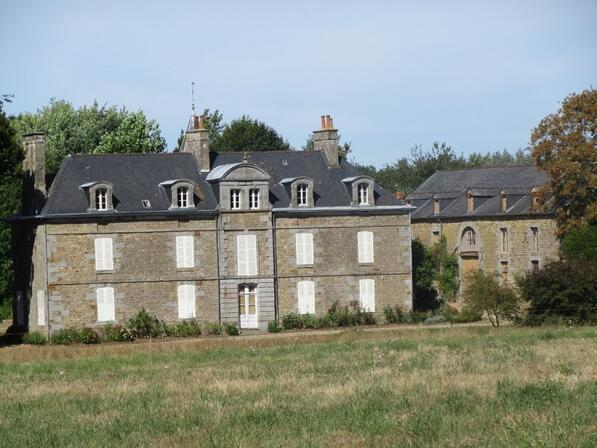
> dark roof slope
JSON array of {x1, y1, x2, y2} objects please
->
[
  {"x1": 407, "y1": 165, "x2": 552, "y2": 220},
  {"x1": 40, "y1": 150, "x2": 403, "y2": 217}
]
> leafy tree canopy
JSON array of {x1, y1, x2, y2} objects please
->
[
  {"x1": 10, "y1": 98, "x2": 166, "y2": 174},
  {"x1": 531, "y1": 88, "x2": 597, "y2": 235},
  {"x1": 211, "y1": 115, "x2": 291, "y2": 152},
  {"x1": 559, "y1": 224, "x2": 597, "y2": 262}
]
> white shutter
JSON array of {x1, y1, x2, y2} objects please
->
[
  {"x1": 178, "y1": 284, "x2": 196, "y2": 319},
  {"x1": 358, "y1": 231, "x2": 374, "y2": 263},
  {"x1": 95, "y1": 238, "x2": 113, "y2": 271},
  {"x1": 176, "y1": 236, "x2": 194, "y2": 268},
  {"x1": 237, "y1": 235, "x2": 248, "y2": 275},
  {"x1": 176, "y1": 236, "x2": 184, "y2": 268},
  {"x1": 359, "y1": 279, "x2": 375, "y2": 312},
  {"x1": 97, "y1": 287, "x2": 115, "y2": 322},
  {"x1": 296, "y1": 233, "x2": 313, "y2": 265},
  {"x1": 247, "y1": 235, "x2": 257, "y2": 276},
  {"x1": 298, "y1": 280, "x2": 315, "y2": 314},
  {"x1": 37, "y1": 290, "x2": 45, "y2": 326},
  {"x1": 104, "y1": 238, "x2": 113, "y2": 270}
]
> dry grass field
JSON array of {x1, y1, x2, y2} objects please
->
[{"x1": 0, "y1": 325, "x2": 595, "y2": 447}]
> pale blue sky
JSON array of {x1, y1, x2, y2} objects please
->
[{"x1": 1, "y1": 0, "x2": 595, "y2": 167}]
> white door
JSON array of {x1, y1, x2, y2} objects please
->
[{"x1": 239, "y1": 284, "x2": 258, "y2": 329}]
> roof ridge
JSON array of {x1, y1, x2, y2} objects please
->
[
  {"x1": 70, "y1": 152, "x2": 191, "y2": 157},
  {"x1": 434, "y1": 164, "x2": 537, "y2": 173}
]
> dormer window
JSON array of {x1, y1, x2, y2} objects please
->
[
  {"x1": 96, "y1": 188, "x2": 108, "y2": 211},
  {"x1": 249, "y1": 189, "x2": 260, "y2": 209},
  {"x1": 358, "y1": 183, "x2": 369, "y2": 205},
  {"x1": 231, "y1": 189, "x2": 242, "y2": 209},
  {"x1": 500, "y1": 191, "x2": 508, "y2": 212},
  {"x1": 297, "y1": 184, "x2": 309, "y2": 207},
  {"x1": 433, "y1": 195, "x2": 440, "y2": 215},
  {"x1": 467, "y1": 192, "x2": 474, "y2": 213},
  {"x1": 177, "y1": 186, "x2": 190, "y2": 208}
]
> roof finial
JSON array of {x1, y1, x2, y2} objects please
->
[
  {"x1": 191, "y1": 81, "x2": 196, "y2": 114},
  {"x1": 243, "y1": 151, "x2": 250, "y2": 162}
]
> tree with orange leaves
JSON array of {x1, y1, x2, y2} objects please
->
[{"x1": 530, "y1": 88, "x2": 597, "y2": 236}]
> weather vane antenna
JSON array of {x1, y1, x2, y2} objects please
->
[{"x1": 191, "y1": 81, "x2": 196, "y2": 114}]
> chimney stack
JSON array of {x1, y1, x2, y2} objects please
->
[
  {"x1": 22, "y1": 133, "x2": 47, "y2": 214},
  {"x1": 311, "y1": 114, "x2": 339, "y2": 168},
  {"x1": 181, "y1": 113, "x2": 210, "y2": 172}
]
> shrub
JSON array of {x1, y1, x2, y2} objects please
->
[
  {"x1": 128, "y1": 308, "x2": 162, "y2": 338},
  {"x1": 78, "y1": 327, "x2": 100, "y2": 344},
  {"x1": 517, "y1": 259, "x2": 597, "y2": 325},
  {"x1": 23, "y1": 331, "x2": 46, "y2": 345},
  {"x1": 424, "y1": 315, "x2": 445, "y2": 325},
  {"x1": 463, "y1": 270, "x2": 522, "y2": 327},
  {"x1": 103, "y1": 324, "x2": 135, "y2": 342},
  {"x1": 383, "y1": 304, "x2": 405, "y2": 324},
  {"x1": 166, "y1": 319, "x2": 201, "y2": 337},
  {"x1": 441, "y1": 306, "x2": 482, "y2": 324},
  {"x1": 267, "y1": 321, "x2": 281, "y2": 333},
  {"x1": 49, "y1": 328, "x2": 83, "y2": 345},
  {"x1": 204, "y1": 321, "x2": 223, "y2": 335},
  {"x1": 224, "y1": 323, "x2": 240, "y2": 336},
  {"x1": 281, "y1": 313, "x2": 303, "y2": 330},
  {"x1": 403, "y1": 311, "x2": 428, "y2": 324}
]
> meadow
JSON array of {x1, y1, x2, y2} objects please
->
[{"x1": 0, "y1": 325, "x2": 595, "y2": 447}]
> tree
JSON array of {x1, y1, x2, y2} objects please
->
[
  {"x1": 530, "y1": 88, "x2": 597, "y2": 236},
  {"x1": 463, "y1": 270, "x2": 521, "y2": 327},
  {"x1": 10, "y1": 99, "x2": 166, "y2": 174},
  {"x1": 173, "y1": 108, "x2": 224, "y2": 152},
  {"x1": 411, "y1": 239, "x2": 439, "y2": 311},
  {"x1": 0, "y1": 104, "x2": 23, "y2": 309},
  {"x1": 303, "y1": 135, "x2": 352, "y2": 160},
  {"x1": 211, "y1": 115, "x2": 291, "y2": 152},
  {"x1": 431, "y1": 237, "x2": 460, "y2": 303},
  {"x1": 559, "y1": 224, "x2": 597, "y2": 262}
]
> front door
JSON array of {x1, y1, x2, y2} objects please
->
[{"x1": 239, "y1": 284, "x2": 258, "y2": 329}]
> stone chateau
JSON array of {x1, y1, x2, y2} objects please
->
[
  {"x1": 12, "y1": 115, "x2": 413, "y2": 334},
  {"x1": 407, "y1": 165, "x2": 559, "y2": 295}
]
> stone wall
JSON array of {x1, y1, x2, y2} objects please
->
[{"x1": 275, "y1": 213, "x2": 413, "y2": 318}]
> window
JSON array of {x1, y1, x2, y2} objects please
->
[
  {"x1": 239, "y1": 284, "x2": 258, "y2": 328},
  {"x1": 94, "y1": 238, "x2": 113, "y2": 271},
  {"x1": 237, "y1": 234, "x2": 257, "y2": 276},
  {"x1": 177, "y1": 284, "x2": 196, "y2": 319},
  {"x1": 358, "y1": 183, "x2": 369, "y2": 205},
  {"x1": 96, "y1": 188, "x2": 108, "y2": 211},
  {"x1": 432, "y1": 230, "x2": 440, "y2": 244},
  {"x1": 231, "y1": 189, "x2": 241, "y2": 209},
  {"x1": 295, "y1": 233, "x2": 314, "y2": 265},
  {"x1": 433, "y1": 197, "x2": 440, "y2": 215},
  {"x1": 500, "y1": 261, "x2": 509, "y2": 287},
  {"x1": 37, "y1": 290, "x2": 45, "y2": 326},
  {"x1": 177, "y1": 186, "x2": 190, "y2": 208},
  {"x1": 297, "y1": 280, "x2": 315, "y2": 314},
  {"x1": 142, "y1": 199, "x2": 151, "y2": 209},
  {"x1": 500, "y1": 193, "x2": 508, "y2": 212},
  {"x1": 359, "y1": 279, "x2": 375, "y2": 312},
  {"x1": 357, "y1": 231, "x2": 374, "y2": 263},
  {"x1": 176, "y1": 235, "x2": 194, "y2": 268},
  {"x1": 500, "y1": 228, "x2": 508, "y2": 253},
  {"x1": 531, "y1": 227, "x2": 539, "y2": 252},
  {"x1": 531, "y1": 259, "x2": 540, "y2": 272},
  {"x1": 96, "y1": 287, "x2": 115, "y2": 322},
  {"x1": 461, "y1": 228, "x2": 477, "y2": 249},
  {"x1": 297, "y1": 184, "x2": 308, "y2": 207},
  {"x1": 467, "y1": 193, "x2": 474, "y2": 213},
  {"x1": 249, "y1": 189, "x2": 260, "y2": 209}
]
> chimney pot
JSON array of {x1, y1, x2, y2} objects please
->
[
  {"x1": 320, "y1": 115, "x2": 326, "y2": 129},
  {"x1": 325, "y1": 115, "x2": 331, "y2": 129},
  {"x1": 199, "y1": 114, "x2": 205, "y2": 129},
  {"x1": 395, "y1": 191, "x2": 405, "y2": 199}
]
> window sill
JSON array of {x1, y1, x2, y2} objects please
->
[
  {"x1": 296, "y1": 264, "x2": 314, "y2": 268},
  {"x1": 177, "y1": 267, "x2": 196, "y2": 271},
  {"x1": 95, "y1": 320, "x2": 116, "y2": 325},
  {"x1": 358, "y1": 262, "x2": 375, "y2": 266},
  {"x1": 96, "y1": 270, "x2": 115, "y2": 274}
]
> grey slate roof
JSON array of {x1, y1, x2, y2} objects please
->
[
  {"x1": 407, "y1": 165, "x2": 552, "y2": 220},
  {"x1": 39, "y1": 150, "x2": 403, "y2": 218}
]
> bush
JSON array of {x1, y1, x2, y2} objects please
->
[
  {"x1": 224, "y1": 323, "x2": 240, "y2": 336},
  {"x1": 204, "y1": 321, "x2": 223, "y2": 335},
  {"x1": 164, "y1": 319, "x2": 201, "y2": 337},
  {"x1": 128, "y1": 308, "x2": 162, "y2": 338},
  {"x1": 383, "y1": 304, "x2": 405, "y2": 324},
  {"x1": 424, "y1": 315, "x2": 445, "y2": 325},
  {"x1": 441, "y1": 306, "x2": 482, "y2": 324},
  {"x1": 49, "y1": 328, "x2": 99, "y2": 345},
  {"x1": 463, "y1": 270, "x2": 522, "y2": 327},
  {"x1": 0, "y1": 301, "x2": 12, "y2": 321},
  {"x1": 517, "y1": 259, "x2": 597, "y2": 325},
  {"x1": 79, "y1": 327, "x2": 100, "y2": 344},
  {"x1": 23, "y1": 331, "x2": 46, "y2": 345},
  {"x1": 103, "y1": 324, "x2": 136, "y2": 342},
  {"x1": 281, "y1": 313, "x2": 303, "y2": 330},
  {"x1": 267, "y1": 321, "x2": 281, "y2": 333}
]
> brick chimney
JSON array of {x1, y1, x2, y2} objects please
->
[
  {"x1": 22, "y1": 132, "x2": 46, "y2": 214},
  {"x1": 311, "y1": 115, "x2": 339, "y2": 168},
  {"x1": 394, "y1": 192, "x2": 406, "y2": 200},
  {"x1": 181, "y1": 113, "x2": 210, "y2": 172}
]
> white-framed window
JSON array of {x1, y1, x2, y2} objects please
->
[
  {"x1": 297, "y1": 183, "x2": 308, "y2": 207},
  {"x1": 177, "y1": 186, "x2": 190, "y2": 208},
  {"x1": 358, "y1": 183, "x2": 369, "y2": 205},
  {"x1": 37, "y1": 290, "x2": 45, "y2": 326},
  {"x1": 359, "y1": 279, "x2": 375, "y2": 312},
  {"x1": 249, "y1": 189, "x2": 260, "y2": 209},
  {"x1": 357, "y1": 231, "x2": 374, "y2": 263},
  {"x1": 500, "y1": 228, "x2": 508, "y2": 253},
  {"x1": 96, "y1": 287, "x2": 115, "y2": 322},
  {"x1": 297, "y1": 280, "x2": 315, "y2": 314},
  {"x1": 177, "y1": 284, "x2": 196, "y2": 319},
  {"x1": 295, "y1": 233, "x2": 314, "y2": 265},
  {"x1": 237, "y1": 234, "x2": 257, "y2": 276},
  {"x1": 94, "y1": 237, "x2": 114, "y2": 271},
  {"x1": 531, "y1": 227, "x2": 539, "y2": 252},
  {"x1": 176, "y1": 235, "x2": 195, "y2": 268},
  {"x1": 231, "y1": 189, "x2": 242, "y2": 209},
  {"x1": 239, "y1": 284, "x2": 258, "y2": 328},
  {"x1": 96, "y1": 188, "x2": 108, "y2": 211}
]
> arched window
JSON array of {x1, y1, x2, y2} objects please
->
[
  {"x1": 177, "y1": 186, "x2": 190, "y2": 208},
  {"x1": 297, "y1": 183, "x2": 309, "y2": 206},
  {"x1": 358, "y1": 183, "x2": 369, "y2": 205},
  {"x1": 460, "y1": 227, "x2": 478, "y2": 252},
  {"x1": 96, "y1": 188, "x2": 108, "y2": 211}
]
